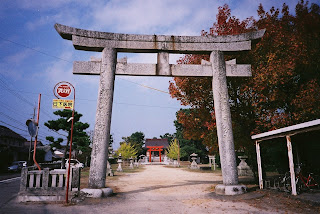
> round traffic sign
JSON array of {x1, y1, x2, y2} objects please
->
[
  {"x1": 56, "y1": 84, "x2": 71, "y2": 98},
  {"x1": 54, "y1": 83, "x2": 72, "y2": 98}
]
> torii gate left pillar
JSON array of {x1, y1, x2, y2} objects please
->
[
  {"x1": 88, "y1": 48, "x2": 116, "y2": 188},
  {"x1": 55, "y1": 23, "x2": 264, "y2": 194}
]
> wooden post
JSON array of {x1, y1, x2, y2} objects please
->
[
  {"x1": 256, "y1": 141, "x2": 263, "y2": 189},
  {"x1": 159, "y1": 149, "x2": 162, "y2": 162},
  {"x1": 286, "y1": 135, "x2": 297, "y2": 195}
]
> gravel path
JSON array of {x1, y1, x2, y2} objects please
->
[
  {"x1": 102, "y1": 165, "x2": 272, "y2": 213},
  {"x1": 2, "y1": 165, "x2": 319, "y2": 214}
]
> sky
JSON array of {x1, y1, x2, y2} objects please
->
[{"x1": 0, "y1": 0, "x2": 318, "y2": 150}]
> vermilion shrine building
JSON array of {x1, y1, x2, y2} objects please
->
[{"x1": 144, "y1": 138, "x2": 169, "y2": 163}]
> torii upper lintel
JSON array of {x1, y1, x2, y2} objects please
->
[{"x1": 54, "y1": 23, "x2": 265, "y2": 53}]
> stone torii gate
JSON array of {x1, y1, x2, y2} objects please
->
[{"x1": 55, "y1": 23, "x2": 265, "y2": 195}]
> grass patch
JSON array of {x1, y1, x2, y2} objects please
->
[
  {"x1": 164, "y1": 162, "x2": 222, "y2": 174},
  {"x1": 182, "y1": 165, "x2": 222, "y2": 174},
  {"x1": 80, "y1": 167, "x2": 90, "y2": 188},
  {"x1": 110, "y1": 164, "x2": 145, "y2": 174},
  {"x1": 183, "y1": 168, "x2": 222, "y2": 174}
]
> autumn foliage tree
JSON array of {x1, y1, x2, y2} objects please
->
[
  {"x1": 167, "y1": 139, "x2": 180, "y2": 160},
  {"x1": 169, "y1": 1, "x2": 320, "y2": 155},
  {"x1": 115, "y1": 143, "x2": 137, "y2": 160}
]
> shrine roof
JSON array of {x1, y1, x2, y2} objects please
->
[{"x1": 145, "y1": 138, "x2": 169, "y2": 149}]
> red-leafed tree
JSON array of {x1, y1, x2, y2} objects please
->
[{"x1": 169, "y1": 1, "x2": 320, "y2": 155}]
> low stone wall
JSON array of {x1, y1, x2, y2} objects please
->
[{"x1": 18, "y1": 167, "x2": 80, "y2": 202}]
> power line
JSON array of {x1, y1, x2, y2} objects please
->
[
  {"x1": 0, "y1": 86, "x2": 179, "y2": 109},
  {"x1": 0, "y1": 119, "x2": 53, "y2": 141},
  {"x1": 0, "y1": 102, "x2": 27, "y2": 119},
  {"x1": 114, "y1": 102, "x2": 179, "y2": 109},
  {"x1": 0, "y1": 112, "x2": 26, "y2": 127},
  {"x1": 0, "y1": 77, "x2": 35, "y2": 108},
  {"x1": 0, "y1": 108, "x2": 67, "y2": 139},
  {"x1": 0, "y1": 100, "x2": 67, "y2": 138},
  {"x1": 0, "y1": 120, "x2": 28, "y2": 134},
  {"x1": 0, "y1": 35, "x2": 71, "y2": 63},
  {"x1": 117, "y1": 77, "x2": 170, "y2": 94},
  {"x1": 44, "y1": 128, "x2": 68, "y2": 137},
  {"x1": 0, "y1": 36, "x2": 172, "y2": 95},
  {"x1": 0, "y1": 75, "x2": 56, "y2": 121}
]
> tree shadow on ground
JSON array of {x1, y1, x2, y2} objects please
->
[{"x1": 114, "y1": 180, "x2": 220, "y2": 195}]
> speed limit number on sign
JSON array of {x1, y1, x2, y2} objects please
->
[{"x1": 54, "y1": 82, "x2": 72, "y2": 98}]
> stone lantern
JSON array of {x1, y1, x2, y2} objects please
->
[
  {"x1": 139, "y1": 154, "x2": 145, "y2": 163},
  {"x1": 117, "y1": 153, "x2": 123, "y2": 172},
  {"x1": 107, "y1": 146, "x2": 114, "y2": 176},
  {"x1": 190, "y1": 153, "x2": 199, "y2": 169},
  {"x1": 129, "y1": 156, "x2": 134, "y2": 169},
  {"x1": 237, "y1": 156, "x2": 253, "y2": 176},
  {"x1": 208, "y1": 155, "x2": 217, "y2": 170},
  {"x1": 134, "y1": 157, "x2": 139, "y2": 168}
]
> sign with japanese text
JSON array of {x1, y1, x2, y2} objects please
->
[{"x1": 52, "y1": 99, "x2": 74, "y2": 110}]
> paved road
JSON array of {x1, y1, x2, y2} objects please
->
[
  {"x1": 0, "y1": 172, "x2": 20, "y2": 181},
  {"x1": 0, "y1": 177, "x2": 20, "y2": 209}
]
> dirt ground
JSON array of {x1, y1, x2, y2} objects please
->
[
  {"x1": 2, "y1": 164, "x2": 320, "y2": 214},
  {"x1": 84, "y1": 164, "x2": 320, "y2": 214}
]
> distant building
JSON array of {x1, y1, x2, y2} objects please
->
[
  {"x1": 24, "y1": 140, "x2": 43, "y2": 148},
  {"x1": 0, "y1": 125, "x2": 27, "y2": 169},
  {"x1": 32, "y1": 145, "x2": 53, "y2": 162},
  {"x1": 0, "y1": 125, "x2": 26, "y2": 148},
  {"x1": 144, "y1": 138, "x2": 169, "y2": 162}
]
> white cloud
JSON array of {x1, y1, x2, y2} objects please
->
[
  {"x1": 0, "y1": 49, "x2": 34, "y2": 80},
  {"x1": 25, "y1": 8, "x2": 84, "y2": 31},
  {"x1": 93, "y1": 0, "x2": 197, "y2": 33},
  {"x1": 5, "y1": 49, "x2": 34, "y2": 65},
  {"x1": 25, "y1": 16, "x2": 51, "y2": 31},
  {"x1": 29, "y1": 50, "x2": 73, "y2": 86}
]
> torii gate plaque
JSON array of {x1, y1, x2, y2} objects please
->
[{"x1": 55, "y1": 23, "x2": 264, "y2": 195}]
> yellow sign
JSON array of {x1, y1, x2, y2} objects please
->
[{"x1": 52, "y1": 99, "x2": 74, "y2": 110}]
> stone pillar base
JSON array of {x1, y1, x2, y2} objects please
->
[
  {"x1": 81, "y1": 187, "x2": 113, "y2": 198},
  {"x1": 215, "y1": 184, "x2": 247, "y2": 195}
]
